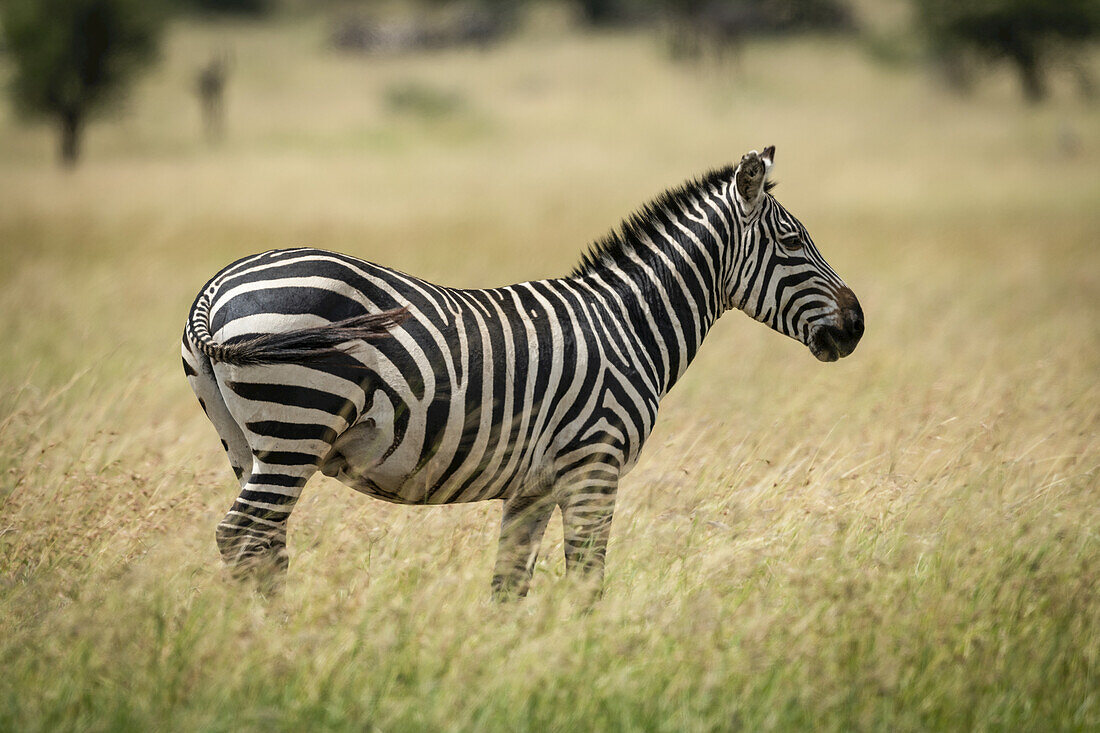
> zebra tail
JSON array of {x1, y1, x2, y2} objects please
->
[{"x1": 187, "y1": 306, "x2": 409, "y2": 366}]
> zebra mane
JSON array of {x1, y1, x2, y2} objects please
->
[{"x1": 570, "y1": 166, "x2": 777, "y2": 277}]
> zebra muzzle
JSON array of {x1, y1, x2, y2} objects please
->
[{"x1": 809, "y1": 296, "x2": 863, "y2": 362}]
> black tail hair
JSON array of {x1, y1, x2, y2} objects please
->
[{"x1": 187, "y1": 307, "x2": 409, "y2": 366}]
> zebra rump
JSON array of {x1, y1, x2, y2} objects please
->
[{"x1": 188, "y1": 308, "x2": 408, "y2": 366}]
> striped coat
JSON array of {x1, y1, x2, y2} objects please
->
[{"x1": 183, "y1": 147, "x2": 863, "y2": 597}]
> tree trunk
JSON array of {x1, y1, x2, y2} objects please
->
[
  {"x1": 1014, "y1": 52, "x2": 1046, "y2": 104},
  {"x1": 59, "y1": 110, "x2": 82, "y2": 167}
]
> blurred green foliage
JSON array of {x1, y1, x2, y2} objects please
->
[
  {"x1": 915, "y1": 0, "x2": 1100, "y2": 102},
  {"x1": 0, "y1": 0, "x2": 166, "y2": 165}
]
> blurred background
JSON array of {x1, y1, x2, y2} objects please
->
[
  {"x1": 1, "y1": 1, "x2": 1098, "y2": 729},
  {"x1": 1, "y1": 0, "x2": 1096, "y2": 377}
]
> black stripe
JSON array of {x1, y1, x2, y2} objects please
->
[
  {"x1": 246, "y1": 420, "x2": 338, "y2": 443},
  {"x1": 249, "y1": 473, "x2": 308, "y2": 488},
  {"x1": 230, "y1": 500, "x2": 291, "y2": 522},
  {"x1": 253, "y1": 450, "x2": 322, "y2": 467},
  {"x1": 240, "y1": 489, "x2": 298, "y2": 506},
  {"x1": 227, "y1": 381, "x2": 358, "y2": 421},
  {"x1": 211, "y1": 287, "x2": 367, "y2": 334}
]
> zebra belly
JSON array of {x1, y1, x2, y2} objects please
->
[
  {"x1": 321, "y1": 428, "x2": 535, "y2": 505},
  {"x1": 318, "y1": 394, "x2": 542, "y2": 505}
]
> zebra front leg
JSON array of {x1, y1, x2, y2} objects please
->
[
  {"x1": 559, "y1": 473, "x2": 618, "y2": 600},
  {"x1": 491, "y1": 494, "x2": 556, "y2": 601}
]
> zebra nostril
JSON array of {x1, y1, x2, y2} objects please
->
[
  {"x1": 849, "y1": 310, "x2": 864, "y2": 339},
  {"x1": 834, "y1": 288, "x2": 863, "y2": 340}
]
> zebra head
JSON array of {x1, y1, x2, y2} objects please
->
[{"x1": 728, "y1": 146, "x2": 863, "y2": 362}]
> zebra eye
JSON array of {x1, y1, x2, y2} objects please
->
[{"x1": 778, "y1": 234, "x2": 803, "y2": 250}]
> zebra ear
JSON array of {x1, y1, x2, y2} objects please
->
[{"x1": 735, "y1": 149, "x2": 769, "y2": 209}]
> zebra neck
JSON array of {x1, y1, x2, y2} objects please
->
[
  {"x1": 568, "y1": 169, "x2": 741, "y2": 397},
  {"x1": 573, "y1": 206, "x2": 736, "y2": 397}
]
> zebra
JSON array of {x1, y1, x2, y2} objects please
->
[{"x1": 181, "y1": 146, "x2": 863, "y2": 598}]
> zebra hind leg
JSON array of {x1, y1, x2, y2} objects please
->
[
  {"x1": 215, "y1": 458, "x2": 318, "y2": 595},
  {"x1": 214, "y1": 449, "x2": 323, "y2": 589},
  {"x1": 183, "y1": 341, "x2": 252, "y2": 486},
  {"x1": 183, "y1": 342, "x2": 296, "y2": 592},
  {"x1": 491, "y1": 495, "x2": 556, "y2": 601},
  {"x1": 206, "y1": 365, "x2": 340, "y2": 594}
]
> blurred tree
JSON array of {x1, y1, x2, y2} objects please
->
[
  {"x1": 1, "y1": 0, "x2": 165, "y2": 166},
  {"x1": 661, "y1": 0, "x2": 854, "y2": 61},
  {"x1": 420, "y1": 0, "x2": 529, "y2": 32},
  {"x1": 661, "y1": 0, "x2": 852, "y2": 32},
  {"x1": 915, "y1": 0, "x2": 1100, "y2": 102},
  {"x1": 173, "y1": 0, "x2": 272, "y2": 15},
  {"x1": 570, "y1": 0, "x2": 854, "y2": 32},
  {"x1": 574, "y1": 0, "x2": 656, "y2": 26}
]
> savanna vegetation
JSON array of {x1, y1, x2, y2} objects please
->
[{"x1": 1, "y1": 5, "x2": 1098, "y2": 730}]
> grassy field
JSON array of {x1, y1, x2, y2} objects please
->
[{"x1": 1, "y1": 13, "x2": 1099, "y2": 732}]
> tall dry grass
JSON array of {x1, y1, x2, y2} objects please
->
[{"x1": 1, "y1": 15, "x2": 1098, "y2": 731}]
